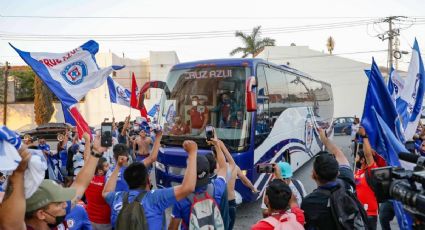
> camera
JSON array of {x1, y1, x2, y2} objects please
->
[
  {"x1": 205, "y1": 125, "x2": 214, "y2": 141},
  {"x1": 256, "y1": 163, "x2": 275, "y2": 173},
  {"x1": 101, "y1": 122, "x2": 113, "y2": 147},
  {"x1": 370, "y1": 153, "x2": 425, "y2": 225}
]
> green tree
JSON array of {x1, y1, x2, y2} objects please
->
[
  {"x1": 34, "y1": 76, "x2": 54, "y2": 125},
  {"x1": 230, "y1": 26, "x2": 276, "y2": 58}
]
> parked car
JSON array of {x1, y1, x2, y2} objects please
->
[
  {"x1": 332, "y1": 117, "x2": 355, "y2": 135},
  {"x1": 19, "y1": 123, "x2": 74, "y2": 150}
]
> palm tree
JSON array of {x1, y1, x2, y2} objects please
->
[
  {"x1": 326, "y1": 36, "x2": 335, "y2": 55},
  {"x1": 230, "y1": 26, "x2": 276, "y2": 58}
]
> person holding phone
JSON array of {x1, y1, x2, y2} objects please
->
[{"x1": 260, "y1": 162, "x2": 306, "y2": 218}]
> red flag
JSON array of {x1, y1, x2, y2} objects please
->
[
  {"x1": 69, "y1": 106, "x2": 91, "y2": 141},
  {"x1": 130, "y1": 73, "x2": 149, "y2": 121},
  {"x1": 130, "y1": 73, "x2": 138, "y2": 108}
]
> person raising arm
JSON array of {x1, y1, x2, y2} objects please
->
[{"x1": 0, "y1": 146, "x2": 31, "y2": 230}]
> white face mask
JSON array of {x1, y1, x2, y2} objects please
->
[{"x1": 192, "y1": 101, "x2": 198, "y2": 106}]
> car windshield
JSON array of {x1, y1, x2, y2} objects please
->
[{"x1": 158, "y1": 66, "x2": 251, "y2": 151}]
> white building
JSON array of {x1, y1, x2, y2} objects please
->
[
  {"x1": 2, "y1": 51, "x2": 179, "y2": 130},
  {"x1": 257, "y1": 45, "x2": 372, "y2": 117}
]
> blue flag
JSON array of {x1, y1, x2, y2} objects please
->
[
  {"x1": 372, "y1": 108, "x2": 413, "y2": 230},
  {"x1": 361, "y1": 58, "x2": 404, "y2": 150},
  {"x1": 148, "y1": 103, "x2": 160, "y2": 117}
]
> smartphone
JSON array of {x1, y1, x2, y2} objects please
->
[
  {"x1": 256, "y1": 163, "x2": 275, "y2": 173},
  {"x1": 205, "y1": 125, "x2": 214, "y2": 141},
  {"x1": 101, "y1": 122, "x2": 113, "y2": 147}
]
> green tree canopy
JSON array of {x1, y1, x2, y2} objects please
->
[{"x1": 230, "y1": 26, "x2": 276, "y2": 58}]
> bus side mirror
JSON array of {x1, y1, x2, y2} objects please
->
[{"x1": 246, "y1": 76, "x2": 257, "y2": 112}]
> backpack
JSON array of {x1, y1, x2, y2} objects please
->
[
  {"x1": 318, "y1": 180, "x2": 369, "y2": 230},
  {"x1": 291, "y1": 179, "x2": 305, "y2": 199},
  {"x1": 261, "y1": 213, "x2": 304, "y2": 230},
  {"x1": 188, "y1": 184, "x2": 225, "y2": 230},
  {"x1": 115, "y1": 192, "x2": 149, "y2": 230}
]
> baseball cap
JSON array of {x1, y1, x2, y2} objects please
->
[
  {"x1": 313, "y1": 152, "x2": 339, "y2": 181},
  {"x1": 277, "y1": 162, "x2": 293, "y2": 178},
  {"x1": 196, "y1": 155, "x2": 210, "y2": 188},
  {"x1": 26, "y1": 179, "x2": 76, "y2": 212}
]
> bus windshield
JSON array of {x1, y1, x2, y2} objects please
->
[{"x1": 159, "y1": 66, "x2": 250, "y2": 151}]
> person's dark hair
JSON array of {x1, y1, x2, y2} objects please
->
[
  {"x1": 357, "y1": 150, "x2": 365, "y2": 158},
  {"x1": 25, "y1": 204, "x2": 50, "y2": 219},
  {"x1": 124, "y1": 162, "x2": 148, "y2": 189},
  {"x1": 265, "y1": 180, "x2": 292, "y2": 210},
  {"x1": 96, "y1": 157, "x2": 107, "y2": 174},
  {"x1": 205, "y1": 152, "x2": 217, "y2": 175},
  {"x1": 313, "y1": 151, "x2": 339, "y2": 182},
  {"x1": 113, "y1": 144, "x2": 129, "y2": 161}
]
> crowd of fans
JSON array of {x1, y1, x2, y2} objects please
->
[{"x1": 0, "y1": 115, "x2": 407, "y2": 230}]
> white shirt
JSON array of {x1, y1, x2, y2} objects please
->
[{"x1": 351, "y1": 123, "x2": 360, "y2": 140}]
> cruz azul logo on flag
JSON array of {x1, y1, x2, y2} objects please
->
[
  {"x1": 61, "y1": 61, "x2": 88, "y2": 85},
  {"x1": 116, "y1": 86, "x2": 130, "y2": 102}
]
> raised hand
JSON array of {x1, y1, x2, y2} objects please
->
[
  {"x1": 92, "y1": 134, "x2": 107, "y2": 153},
  {"x1": 183, "y1": 140, "x2": 198, "y2": 155}
]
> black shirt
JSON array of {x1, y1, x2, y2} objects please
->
[{"x1": 301, "y1": 165, "x2": 355, "y2": 230}]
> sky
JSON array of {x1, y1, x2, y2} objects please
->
[{"x1": 0, "y1": 0, "x2": 424, "y2": 72}]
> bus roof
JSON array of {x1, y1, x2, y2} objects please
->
[{"x1": 170, "y1": 58, "x2": 330, "y2": 86}]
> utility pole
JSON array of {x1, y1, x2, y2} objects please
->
[
  {"x1": 2, "y1": 61, "x2": 9, "y2": 125},
  {"x1": 377, "y1": 16, "x2": 406, "y2": 82}
]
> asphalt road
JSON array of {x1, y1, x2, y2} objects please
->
[{"x1": 233, "y1": 135, "x2": 398, "y2": 230}]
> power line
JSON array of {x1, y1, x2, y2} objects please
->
[
  {"x1": 0, "y1": 14, "x2": 382, "y2": 20},
  {"x1": 0, "y1": 19, "x2": 376, "y2": 41}
]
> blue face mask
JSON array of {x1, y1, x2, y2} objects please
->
[{"x1": 223, "y1": 99, "x2": 230, "y2": 104}]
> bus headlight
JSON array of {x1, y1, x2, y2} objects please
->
[
  {"x1": 155, "y1": 162, "x2": 166, "y2": 172},
  {"x1": 168, "y1": 166, "x2": 186, "y2": 176}
]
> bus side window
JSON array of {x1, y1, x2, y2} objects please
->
[
  {"x1": 255, "y1": 65, "x2": 270, "y2": 147},
  {"x1": 264, "y1": 66, "x2": 287, "y2": 128}
]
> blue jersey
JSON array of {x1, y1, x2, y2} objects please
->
[
  {"x1": 106, "y1": 166, "x2": 129, "y2": 192},
  {"x1": 105, "y1": 188, "x2": 176, "y2": 230},
  {"x1": 65, "y1": 203, "x2": 92, "y2": 230}
]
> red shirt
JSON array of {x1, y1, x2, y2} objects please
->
[
  {"x1": 221, "y1": 104, "x2": 231, "y2": 121},
  {"x1": 85, "y1": 175, "x2": 111, "y2": 224},
  {"x1": 354, "y1": 162, "x2": 378, "y2": 216},
  {"x1": 251, "y1": 207, "x2": 305, "y2": 230},
  {"x1": 188, "y1": 106, "x2": 209, "y2": 129}
]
